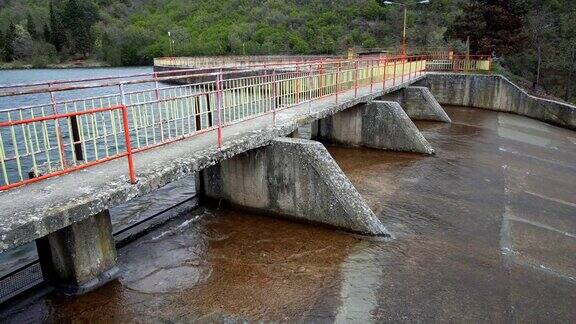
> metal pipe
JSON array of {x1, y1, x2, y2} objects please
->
[{"x1": 119, "y1": 84, "x2": 137, "y2": 184}]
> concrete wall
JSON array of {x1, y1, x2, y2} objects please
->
[
  {"x1": 202, "y1": 137, "x2": 389, "y2": 236},
  {"x1": 381, "y1": 86, "x2": 451, "y2": 122},
  {"x1": 317, "y1": 101, "x2": 434, "y2": 154},
  {"x1": 417, "y1": 73, "x2": 576, "y2": 130}
]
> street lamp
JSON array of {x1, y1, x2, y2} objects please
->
[
  {"x1": 168, "y1": 31, "x2": 175, "y2": 57},
  {"x1": 382, "y1": 0, "x2": 430, "y2": 56}
]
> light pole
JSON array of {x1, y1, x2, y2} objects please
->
[
  {"x1": 168, "y1": 31, "x2": 175, "y2": 57},
  {"x1": 382, "y1": 0, "x2": 429, "y2": 57}
]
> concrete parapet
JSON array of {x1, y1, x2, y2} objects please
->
[
  {"x1": 417, "y1": 73, "x2": 576, "y2": 130},
  {"x1": 202, "y1": 137, "x2": 389, "y2": 236},
  {"x1": 35, "y1": 210, "x2": 118, "y2": 295},
  {"x1": 382, "y1": 86, "x2": 451, "y2": 122},
  {"x1": 317, "y1": 101, "x2": 434, "y2": 154}
]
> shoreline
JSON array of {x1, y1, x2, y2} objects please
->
[{"x1": 0, "y1": 60, "x2": 115, "y2": 70}]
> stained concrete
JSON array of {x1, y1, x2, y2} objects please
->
[
  {"x1": 35, "y1": 210, "x2": 118, "y2": 295},
  {"x1": 318, "y1": 101, "x2": 434, "y2": 154},
  {"x1": 381, "y1": 86, "x2": 452, "y2": 122},
  {"x1": 0, "y1": 74, "x2": 425, "y2": 253},
  {"x1": 417, "y1": 73, "x2": 576, "y2": 129},
  {"x1": 202, "y1": 137, "x2": 389, "y2": 236}
]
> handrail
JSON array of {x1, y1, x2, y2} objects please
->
[
  {"x1": 0, "y1": 55, "x2": 430, "y2": 191},
  {"x1": 0, "y1": 53, "x2": 494, "y2": 191}
]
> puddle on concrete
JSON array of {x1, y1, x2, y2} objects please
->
[{"x1": 1, "y1": 106, "x2": 575, "y2": 322}]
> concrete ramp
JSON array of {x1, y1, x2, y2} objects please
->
[
  {"x1": 202, "y1": 137, "x2": 389, "y2": 236},
  {"x1": 318, "y1": 101, "x2": 434, "y2": 154},
  {"x1": 382, "y1": 86, "x2": 451, "y2": 122}
]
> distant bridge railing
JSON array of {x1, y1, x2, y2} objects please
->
[
  {"x1": 426, "y1": 54, "x2": 493, "y2": 72},
  {"x1": 0, "y1": 55, "x2": 429, "y2": 191},
  {"x1": 154, "y1": 53, "x2": 493, "y2": 73},
  {"x1": 153, "y1": 55, "x2": 338, "y2": 69}
]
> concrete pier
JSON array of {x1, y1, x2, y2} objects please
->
[
  {"x1": 35, "y1": 210, "x2": 118, "y2": 295},
  {"x1": 202, "y1": 137, "x2": 389, "y2": 236},
  {"x1": 317, "y1": 101, "x2": 434, "y2": 154},
  {"x1": 382, "y1": 86, "x2": 451, "y2": 122}
]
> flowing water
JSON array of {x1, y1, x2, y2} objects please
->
[{"x1": 0, "y1": 99, "x2": 575, "y2": 321}]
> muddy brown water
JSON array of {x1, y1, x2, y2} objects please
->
[{"x1": 1, "y1": 106, "x2": 575, "y2": 322}]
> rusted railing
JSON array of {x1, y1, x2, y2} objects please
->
[{"x1": 0, "y1": 55, "x2": 431, "y2": 191}]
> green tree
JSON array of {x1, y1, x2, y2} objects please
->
[
  {"x1": 13, "y1": 24, "x2": 34, "y2": 60},
  {"x1": 43, "y1": 24, "x2": 51, "y2": 43},
  {"x1": 26, "y1": 13, "x2": 37, "y2": 39},
  {"x1": 523, "y1": 9, "x2": 554, "y2": 88},
  {"x1": 63, "y1": 0, "x2": 99, "y2": 57},
  {"x1": 558, "y1": 6, "x2": 576, "y2": 101},
  {"x1": 0, "y1": 29, "x2": 4, "y2": 62},
  {"x1": 448, "y1": 0, "x2": 527, "y2": 55},
  {"x1": 3, "y1": 22, "x2": 16, "y2": 62},
  {"x1": 49, "y1": 0, "x2": 65, "y2": 52}
]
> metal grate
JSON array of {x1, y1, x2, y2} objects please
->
[{"x1": 0, "y1": 261, "x2": 42, "y2": 304}]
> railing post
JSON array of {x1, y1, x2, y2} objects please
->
[
  {"x1": 401, "y1": 57, "x2": 405, "y2": 84},
  {"x1": 296, "y1": 66, "x2": 301, "y2": 104},
  {"x1": 420, "y1": 56, "x2": 424, "y2": 76},
  {"x1": 370, "y1": 59, "x2": 374, "y2": 92},
  {"x1": 319, "y1": 62, "x2": 324, "y2": 97},
  {"x1": 216, "y1": 71, "x2": 224, "y2": 147},
  {"x1": 335, "y1": 63, "x2": 340, "y2": 103},
  {"x1": 272, "y1": 69, "x2": 277, "y2": 126},
  {"x1": 48, "y1": 84, "x2": 68, "y2": 170},
  {"x1": 70, "y1": 116, "x2": 83, "y2": 161},
  {"x1": 153, "y1": 72, "x2": 166, "y2": 139},
  {"x1": 393, "y1": 57, "x2": 397, "y2": 86},
  {"x1": 119, "y1": 83, "x2": 137, "y2": 184},
  {"x1": 354, "y1": 59, "x2": 359, "y2": 98},
  {"x1": 308, "y1": 64, "x2": 313, "y2": 114},
  {"x1": 382, "y1": 57, "x2": 387, "y2": 91},
  {"x1": 408, "y1": 57, "x2": 412, "y2": 80}
]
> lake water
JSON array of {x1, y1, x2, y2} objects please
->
[
  {"x1": 0, "y1": 67, "x2": 198, "y2": 279},
  {"x1": 0, "y1": 67, "x2": 154, "y2": 109},
  {"x1": 0, "y1": 103, "x2": 575, "y2": 322}
]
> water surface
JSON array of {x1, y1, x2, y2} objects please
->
[{"x1": 1, "y1": 106, "x2": 575, "y2": 322}]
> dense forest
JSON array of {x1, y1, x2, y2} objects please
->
[{"x1": 0, "y1": 0, "x2": 575, "y2": 102}]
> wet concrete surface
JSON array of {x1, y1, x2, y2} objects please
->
[{"x1": 1, "y1": 106, "x2": 575, "y2": 322}]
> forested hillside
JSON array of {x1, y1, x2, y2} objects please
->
[{"x1": 0, "y1": 0, "x2": 575, "y2": 102}]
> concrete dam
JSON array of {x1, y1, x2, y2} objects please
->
[{"x1": 0, "y1": 55, "x2": 575, "y2": 321}]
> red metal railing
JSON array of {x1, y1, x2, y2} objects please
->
[
  {"x1": 0, "y1": 54, "x2": 458, "y2": 191},
  {"x1": 0, "y1": 105, "x2": 135, "y2": 190}
]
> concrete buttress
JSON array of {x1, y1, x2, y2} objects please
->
[
  {"x1": 317, "y1": 100, "x2": 435, "y2": 154},
  {"x1": 381, "y1": 86, "x2": 451, "y2": 122},
  {"x1": 202, "y1": 137, "x2": 389, "y2": 236}
]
